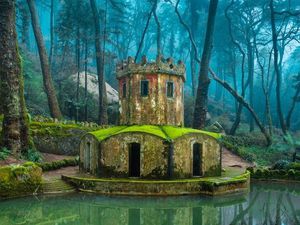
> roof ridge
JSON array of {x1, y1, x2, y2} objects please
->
[{"x1": 159, "y1": 126, "x2": 172, "y2": 142}]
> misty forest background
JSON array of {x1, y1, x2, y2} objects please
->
[{"x1": 1, "y1": 0, "x2": 300, "y2": 165}]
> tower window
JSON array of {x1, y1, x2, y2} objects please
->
[
  {"x1": 122, "y1": 82, "x2": 126, "y2": 98},
  {"x1": 141, "y1": 80, "x2": 149, "y2": 97},
  {"x1": 167, "y1": 81, "x2": 174, "y2": 98}
]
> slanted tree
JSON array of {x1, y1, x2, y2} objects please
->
[
  {"x1": 0, "y1": 0, "x2": 30, "y2": 154},
  {"x1": 90, "y1": 0, "x2": 108, "y2": 125},
  {"x1": 286, "y1": 73, "x2": 300, "y2": 129},
  {"x1": 193, "y1": 0, "x2": 219, "y2": 129},
  {"x1": 27, "y1": 0, "x2": 62, "y2": 119}
]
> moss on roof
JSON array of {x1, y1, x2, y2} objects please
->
[
  {"x1": 161, "y1": 126, "x2": 222, "y2": 140},
  {"x1": 88, "y1": 125, "x2": 221, "y2": 142},
  {"x1": 115, "y1": 125, "x2": 168, "y2": 140},
  {"x1": 89, "y1": 126, "x2": 128, "y2": 141}
]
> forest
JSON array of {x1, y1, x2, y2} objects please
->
[{"x1": 2, "y1": 0, "x2": 299, "y2": 161}]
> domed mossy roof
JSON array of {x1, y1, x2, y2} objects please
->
[{"x1": 88, "y1": 125, "x2": 222, "y2": 142}]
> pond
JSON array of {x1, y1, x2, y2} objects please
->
[{"x1": 0, "y1": 182, "x2": 299, "y2": 225}]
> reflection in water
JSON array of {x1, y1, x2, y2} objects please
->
[{"x1": 0, "y1": 183, "x2": 300, "y2": 225}]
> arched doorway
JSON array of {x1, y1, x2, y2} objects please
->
[
  {"x1": 129, "y1": 143, "x2": 141, "y2": 177},
  {"x1": 193, "y1": 143, "x2": 203, "y2": 176},
  {"x1": 84, "y1": 142, "x2": 91, "y2": 172}
]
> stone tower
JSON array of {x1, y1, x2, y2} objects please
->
[{"x1": 116, "y1": 56, "x2": 186, "y2": 126}]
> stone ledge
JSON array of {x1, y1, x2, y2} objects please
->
[{"x1": 61, "y1": 171, "x2": 250, "y2": 196}]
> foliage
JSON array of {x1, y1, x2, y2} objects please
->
[
  {"x1": 221, "y1": 136, "x2": 256, "y2": 162},
  {"x1": 0, "y1": 163, "x2": 42, "y2": 198},
  {"x1": 272, "y1": 160, "x2": 290, "y2": 170},
  {"x1": 37, "y1": 158, "x2": 78, "y2": 172},
  {"x1": 249, "y1": 166, "x2": 300, "y2": 181},
  {"x1": 21, "y1": 148, "x2": 42, "y2": 162},
  {"x1": 0, "y1": 148, "x2": 10, "y2": 160}
]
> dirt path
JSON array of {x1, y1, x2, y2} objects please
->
[
  {"x1": 43, "y1": 166, "x2": 79, "y2": 181},
  {"x1": 222, "y1": 148, "x2": 254, "y2": 169}
]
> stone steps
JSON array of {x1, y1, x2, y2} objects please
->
[{"x1": 42, "y1": 178, "x2": 76, "y2": 194}]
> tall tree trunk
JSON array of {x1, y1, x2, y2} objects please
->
[
  {"x1": 286, "y1": 79, "x2": 300, "y2": 129},
  {"x1": 76, "y1": 23, "x2": 80, "y2": 122},
  {"x1": 0, "y1": 0, "x2": 30, "y2": 154},
  {"x1": 190, "y1": 48, "x2": 196, "y2": 96},
  {"x1": 84, "y1": 38, "x2": 88, "y2": 122},
  {"x1": 193, "y1": 0, "x2": 219, "y2": 129},
  {"x1": 153, "y1": 0, "x2": 161, "y2": 57},
  {"x1": 225, "y1": 1, "x2": 247, "y2": 135},
  {"x1": 90, "y1": 0, "x2": 107, "y2": 125},
  {"x1": 270, "y1": 0, "x2": 287, "y2": 134},
  {"x1": 247, "y1": 41, "x2": 254, "y2": 132},
  {"x1": 27, "y1": 0, "x2": 62, "y2": 119},
  {"x1": 18, "y1": 1, "x2": 30, "y2": 48},
  {"x1": 49, "y1": 0, "x2": 54, "y2": 67}
]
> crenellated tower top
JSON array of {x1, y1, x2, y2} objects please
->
[{"x1": 116, "y1": 55, "x2": 186, "y2": 126}]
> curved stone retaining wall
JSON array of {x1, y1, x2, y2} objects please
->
[{"x1": 62, "y1": 171, "x2": 250, "y2": 196}]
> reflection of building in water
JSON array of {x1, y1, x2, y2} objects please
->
[
  {"x1": 1, "y1": 185, "x2": 300, "y2": 225},
  {"x1": 80, "y1": 56, "x2": 222, "y2": 179}
]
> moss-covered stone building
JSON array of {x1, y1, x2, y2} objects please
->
[{"x1": 80, "y1": 57, "x2": 222, "y2": 179}]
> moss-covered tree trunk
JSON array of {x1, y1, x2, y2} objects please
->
[
  {"x1": 0, "y1": 0, "x2": 30, "y2": 154},
  {"x1": 27, "y1": 0, "x2": 62, "y2": 119}
]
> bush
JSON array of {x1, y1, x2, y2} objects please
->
[
  {"x1": 37, "y1": 158, "x2": 78, "y2": 172},
  {"x1": 272, "y1": 160, "x2": 290, "y2": 170},
  {"x1": 288, "y1": 169, "x2": 296, "y2": 177},
  {"x1": 0, "y1": 148, "x2": 10, "y2": 160},
  {"x1": 288, "y1": 162, "x2": 300, "y2": 171},
  {"x1": 22, "y1": 149, "x2": 42, "y2": 162},
  {"x1": 0, "y1": 163, "x2": 42, "y2": 198}
]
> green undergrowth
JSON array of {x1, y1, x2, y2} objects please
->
[
  {"x1": 89, "y1": 125, "x2": 222, "y2": 142},
  {"x1": 248, "y1": 161, "x2": 300, "y2": 181},
  {"x1": 0, "y1": 162, "x2": 42, "y2": 198},
  {"x1": 37, "y1": 158, "x2": 78, "y2": 171},
  {"x1": 221, "y1": 134, "x2": 293, "y2": 166},
  {"x1": 30, "y1": 121, "x2": 99, "y2": 137},
  {"x1": 0, "y1": 147, "x2": 10, "y2": 160}
]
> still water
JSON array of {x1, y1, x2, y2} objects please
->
[{"x1": 0, "y1": 182, "x2": 300, "y2": 225}]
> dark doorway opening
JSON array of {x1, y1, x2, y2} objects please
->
[
  {"x1": 129, "y1": 143, "x2": 141, "y2": 177},
  {"x1": 85, "y1": 142, "x2": 91, "y2": 172},
  {"x1": 193, "y1": 143, "x2": 202, "y2": 176}
]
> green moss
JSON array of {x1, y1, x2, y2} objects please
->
[
  {"x1": 89, "y1": 126, "x2": 128, "y2": 141},
  {"x1": 37, "y1": 158, "x2": 78, "y2": 171},
  {"x1": 30, "y1": 121, "x2": 97, "y2": 137},
  {"x1": 161, "y1": 126, "x2": 222, "y2": 140},
  {"x1": 88, "y1": 125, "x2": 221, "y2": 142},
  {"x1": 0, "y1": 163, "x2": 42, "y2": 198},
  {"x1": 63, "y1": 170, "x2": 249, "y2": 185}
]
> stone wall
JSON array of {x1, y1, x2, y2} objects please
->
[
  {"x1": 173, "y1": 134, "x2": 221, "y2": 178},
  {"x1": 99, "y1": 133, "x2": 168, "y2": 178},
  {"x1": 62, "y1": 171, "x2": 250, "y2": 196},
  {"x1": 33, "y1": 129, "x2": 86, "y2": 156},
  {"x1": 118, "y1": 73, "x2": 184, "y2": 126}
]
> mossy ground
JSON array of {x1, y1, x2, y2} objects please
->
[{"x1": 0, "y1": 163, "x2": 42, "y2": 198}]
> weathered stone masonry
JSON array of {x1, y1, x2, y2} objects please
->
[
  {"x1": 79, "y1": 56, "x2": 222, "y2": 179},
  {"x1": 117, "y1": 57, "x2": 185, "y2": 126}
]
